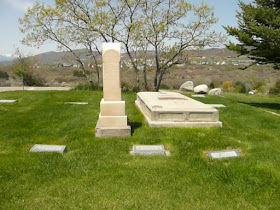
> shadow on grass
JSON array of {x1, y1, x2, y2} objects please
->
[
  {"x1": 239, "y1": 102, "x2": 280, "y2": 111},
  {"x1": 130, "y1": 121, "x2": 142, "y2": 134}
]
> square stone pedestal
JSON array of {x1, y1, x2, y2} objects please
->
[
  {"x1": 95, "y1": 99, "x2": 131, "y2": 138},
  {"x1": 95, "y1": 123, "x2": 131, "y2": 138}
]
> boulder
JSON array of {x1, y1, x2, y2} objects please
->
[
  {"x1": 194, "y1": 84, "x2": 208, "y2": 94},
  {"x1": 208, "y1": 88, "x2": 222, "y2": 96},
  {"x1": 180, "y1": 81, "x2": 194, "y2": 92}
]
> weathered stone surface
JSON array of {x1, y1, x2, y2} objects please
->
[
  {"x1": 208, "y1": 88, "x2": 222, "y2": 96},
  {"x1": 95, "y1": 125, "x2": 131, "y2": 138},
  {"x1": 0, "y1": 87, "x2": 70, "y2": 92},
  {"x1": 208, "y1": 150, "x2": 240, "y2": 159},
  {"x1": 180, "y1": 81, "x2": 194, "y2": 92},
  {"x1": 30, "y1": 144, "x2": 67, "y2": 153},
  {"x1": 100, "y1": 99, "x2": 126, "y2": 116},
  {"x1": 209, "y1": 104, "x2": 226, "y2": 108},
  {"x1": 135, "y1": 92, "x2": 222, "y2": 128},
  {"x1": 132, "y1": 145, "x2": 166, "y2": 156},
  {"x1": 64, "y1": 102, "x2": 88, "y2": 105},
  {"x1": 95, "y1": 43, "x2": 131, "y2": 137},
  {"x1": 191, "y1": 94, "x2": 205, "y2": 98},
  {"x1": 194, "y1": 84, "x2": 208, "y2": 94},
  {"x1": 0, "y1": 100, "x2": 18, "y2": 103}
]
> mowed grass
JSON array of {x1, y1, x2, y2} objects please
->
[{"x1": 0, "y1": 91, "x2": 280, "y2": 209}]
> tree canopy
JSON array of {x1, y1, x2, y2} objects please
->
[
  {"x1": 224, "y1": 0, "x2": 280, "y2": 69},
  {"x1": 20, "y1": 0, "x2": 222, "y2": 91}
]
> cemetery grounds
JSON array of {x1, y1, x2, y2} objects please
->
[{"x1": 0, "y1": 90, "x2": 280, "y2": 209}]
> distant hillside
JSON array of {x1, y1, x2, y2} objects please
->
[{"x1": 0, "y1": 48, "x2": 238, "y2": 66}]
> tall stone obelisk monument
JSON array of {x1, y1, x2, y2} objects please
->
[{"x1": 95, "y1": 43, "x2": 131, "y2": 137}]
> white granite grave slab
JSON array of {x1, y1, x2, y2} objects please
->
[
  {"x1": 191, "y1": 94, "x2": 206, "y2": 98},
  {"x1": 132, "y1": 145, "x2": 166, "y2": 156},
  {"x1": 64, "y1": 102, "x2": 88, "y2": 105},
  {"x1": 208, "y1": 150, "x2": 240, "y2": 159},
  {"x1": 209, "y1": 104, "x2": 226, "y2": 108},
  {"x1": 0, "y1": 100, "x2": 18, "y2": 103},
  {"x1": 30, "y1": 144, "x2": 67, "y2": 153}
]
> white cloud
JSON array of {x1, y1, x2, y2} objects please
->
[{"x1": 3, "y1": 0, "x2": 33, "y2": 12}]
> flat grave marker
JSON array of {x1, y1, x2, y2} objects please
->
[
  {"x1": 30, "y1": 144, "x2": 67, "y2": 153},
  {"x1": 191, "y1": 94, "x2": 206, "y2": 98},
  {"x1": 64, "y1": 102, "x2": 88, "y2": 105},
  {"x1": 0, "y1": 100, "x2": 18, "y2": 104},
  {"x1": 208, "y1": 104, "x2": 226, "y2": 108},
  {"x1": 208, "y1": 150, "x2": 240, "y2": 159},
  {"x1": 132, "y1": 145, "x2": 166, "y2": 156}
]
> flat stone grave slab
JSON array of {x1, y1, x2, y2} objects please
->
[
  {"x1": 191, "y1": 94, "x2": 206, "y2": 98},
  {"x1": 208, "y1": 150, "x2": 240, "y2": 159},
  {"x1": 64, "y1": 102, "x2": 88, "y2": 105},
  {"x1": 135, "y1": 92, "x2": 222, "y2": 128},
  {"x1": 132, "y1": 145, "x2": 166, "y2": 156},
  {"x1": 30, "y1": 144, "x2": 67, "y2": 153},
  {"x1": 209, "y1": 104, "x2": 226, "y2": 108},
  {"x1": 0, "y1": 100, "x2": 18, "y2": 103}
]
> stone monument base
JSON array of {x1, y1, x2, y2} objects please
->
[
  {"x1": 95, "y1": 122, "x2": 131, "y2": 138},
  {"x1": 135, "y1": 91, "x2": 222, "y2": 128}
]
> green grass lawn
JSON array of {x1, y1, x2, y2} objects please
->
[{"x1": 0, "y1": 91, "x2": 280, "y2": 209}]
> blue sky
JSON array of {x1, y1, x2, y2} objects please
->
[{"x1": 0, "y1": 0, "x2": 253, "y2": 56}]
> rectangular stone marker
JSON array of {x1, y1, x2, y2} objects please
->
[
  {"x1": 64, "y1": 102, "x2": 88, "y2": 105},
  {"x1": 208, "y1": 150, "x2": 240, "y2": 159},
  {"x1": 0, "y1": 100, "x2": 18, "y2": 103},
  {"x1": 132, "y1": 145, "x2": 166, "y2": 156},
  {"x1": 30, "y1": 144, "x2": 67, "y2": 153},
  {"x1": 191, "y1": 95, "x2": 205, "y2": 98},
  {"x1": 209, "y1": 104, "x2": 226, "y2": 108}
]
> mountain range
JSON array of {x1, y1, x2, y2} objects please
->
[
  {"x1": 0, "y1": 48, "x2": 238, "y2": 66},
  {"x1": 0, "y1": 55, "x2": 13, "y2": 62}
]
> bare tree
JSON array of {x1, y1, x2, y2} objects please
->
[{"x1": 20, "y1": 0, "x2": 223, "y2": 91}]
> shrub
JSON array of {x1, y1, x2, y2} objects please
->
[
  {"x1": 122, "y1": 82, "x2": 131, "y2": 92},
  {"x1": 73, "y1": 82, "x2": 102, "y2": 91},
  {"x1": 252, "y1": 80, "x2": 266, "y2": 93},
  {"x1": 159, "y1": 84, "x2": 170, "y2": 89},
  {"x1": 22, "y1": 73, "x2": 44, "y2": 86},
  {"x1": 269, "y1": 80, "x2": 280, "y2": 95},
  {"x1": 73, "y1": 70, "x2": 86, "y2": 77},
  {"x1": 209, "y1": 80, "x2": 221, "y2": 89},
  {"x1": 223, "y1": 81, "x2": 234, "y2": 92},
  {"x1": 0, "y1": 71, "x2": 9, "y2": 80},
  {"x1": 235, "y1": 81, "x2": 247, "y2": 93},
  {"x1": 209, "y1": 81, "x2": 215, "y2": 89},
  {"x1": 132, "y1": 86, "x2": 141, "y2": 92},
  {"x1": 172, "y1": 85, "x2": 180, "y2": 90}
]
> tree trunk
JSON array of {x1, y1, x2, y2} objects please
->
[
  {"x1": 92, "y1": 56, "x2": 101, "y2": 89},
  {"x1": 156, "y1": 70, "x2": 166, "y2": 91},
  {"x1": 143, "y1": 66, "x2": 148, "y2": 91},
  {"x1": 125, "y1": 46, "x2": 140, "y2": 90}
]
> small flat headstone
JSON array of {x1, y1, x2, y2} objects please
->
[
  {"x1": 64, "y1": 102, "x2": 88, "y2": 105},
  {"x1": 209, "y1": 104, "x2": 226, "y2": 108},
  {"x1": 261, "y1": 109, "x2": 280, "y2": 117},
  {"x1": 191, "y1": 94, "x2": 205, "y2": 98},
  {"x1": 30, "y1": 144, "x2": 67, "y2": 153},
  {"x1": 132, "y1": 145, "x2": 166, "y2": 156},
  {"x1": 208, "y1": 150, "x2": 240, "y2": 159},
  {"x1": 0, "y1": 100, "x2": 18, "y2": 104}
]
